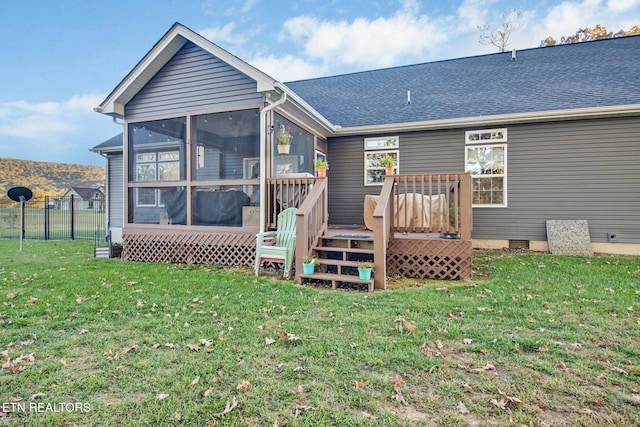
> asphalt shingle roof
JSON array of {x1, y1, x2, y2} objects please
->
[
  {"x1": 92, "y1": 133, "x2": 123, "y2": 151},
  {"x1": 285, "y1": 35, "x2": 640, "y2": 128}
]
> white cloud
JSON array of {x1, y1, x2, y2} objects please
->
[
  {"x1": 456, "y1": 0, "x2": 497, "y2": 31},
  {"x1": 607, "y1": 0, "x2": 640, "y2": 13},
  {"x1": 0, "y1": 93, "x2": 104, "y2": 140},
  {"x1": 248, "y1": 54, "x2": 324, "y2": 82},
  {"x1": 281, "y1": 9, "x2": 449, "y2": 72},
  {"x1": 198, "y1": 22, "x2": 246, "y2": 45},
  {"x1": 536, "y1": 0, "x2": 640, "y2": 41}
]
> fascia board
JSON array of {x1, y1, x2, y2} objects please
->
[{"x1": 332, "y1": 104, "x2": 640, "y2": 136}]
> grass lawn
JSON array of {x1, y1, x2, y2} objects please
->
[{"x1": 1, "y1": 240, "x2": 639, "y2": 426}]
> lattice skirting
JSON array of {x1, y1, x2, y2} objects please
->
[
  {"x1": 387, "y1": 239, "x2": 472, "y2": 280},
  {"x1": 123, "y1": 231, "x2": 256, "y2": 267}
]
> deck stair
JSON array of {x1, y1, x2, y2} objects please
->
[{"x1": 298, "y1": 234, "x2": 375, "y2": 292}]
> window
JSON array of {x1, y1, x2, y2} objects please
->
[
  {"x1": 465, "y1": 129, "x2": 507, "y2": 207},
  {"x1": 364, "y1": 136, "x2": 399, "y2": 185}
]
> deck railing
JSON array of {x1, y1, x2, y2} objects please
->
[
  {"x1": 294, "y1": 178, "x2": 328, "y2": 283},
  {"x1": 265, "y1": 177, "x2": 318, "y2": 229},
  {"x1": 372, "y1": 173, "x2": 472, "y2": 289}
]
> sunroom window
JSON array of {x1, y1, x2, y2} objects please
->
[
  {"x1": 465, "y1": 129, "x2": 507, "y2": 207},
  {"x1": 273, "y1": 114, "x2": 314, "y2": 177},
  {"x1": 127, "y1": 109, "x2": 262, "y2": 226}
]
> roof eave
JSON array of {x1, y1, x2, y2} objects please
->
[
  {"x1": 274, "y1": 82, "x2": 337, "y2": 135},
  {"x1": 333, "y1": 104, "x2": 640, "y2": 136}
]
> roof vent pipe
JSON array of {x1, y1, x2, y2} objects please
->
[
  {"x1": 407, "y1": 90, "x2": 411, "y2": 105},
  {"x1": 511, "y1": 49, "x2": 517, "y2": 61}
]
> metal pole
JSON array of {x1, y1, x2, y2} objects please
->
[
  {"x1": 44, "y1": 195, "x2": 49, "y2": 240},
  {"x1": 19, "y1": 195, "x2": 25, "y2": 251},
  {"x1": 70, "y1": 194, "x2": 75, "y2": 240}
]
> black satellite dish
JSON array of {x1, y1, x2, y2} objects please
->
[
  {"x1": 7, "y1": 187, "x2": 33, "y2": 252},
  {"x1": 8, "y1": 186, "x2": 33, "y2": 202}
]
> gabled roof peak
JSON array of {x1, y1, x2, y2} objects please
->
[{"x1": 96, "y1": 22, "x2": 278, "y2": 118}]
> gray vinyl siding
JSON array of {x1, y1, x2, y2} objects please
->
[
  {"x1": 327, "y1": 116, "x2": 640, "y2": 244},
  {"x1": 327, "y1": 129, "x2": 463, "y2": 225},
  {"x1": 108, "y1": 154, "x2": 124, "y2": 228},
  {"x1": 126, "y1": 42, "x2": 264, "y2": 119}
]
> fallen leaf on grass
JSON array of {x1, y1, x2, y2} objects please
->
[
  {"x1": 392, "y1": 386, "x2": 408, "y2": 405},
  {"x1": 361, "y1": 412, "x2": 379, "y2": 419},
  {"x1": 265, "y1": 338, "x2": 276, "y2": 345},
  {"x1": 598, "y1": 360, "x2": 630, "y2": 375},
  {"x1": 187, "y1": 376, "x2": 200, "y2": 388},
  {"x1": 29, "y1": 393, "x2": 45, "y2": 400},
  {"x1": 354, "y1": 380, "x2": 369, "y2": 390},
  {"x1": 164, "y1": 343, "x2": 180, "y2": 349},
  {"x1": 60, "y1": 358, "x2": 72, "y2": 367},
  {"x1": 460, "y1": 381, "x2": 474, "y2": 392},
  {"x1": 236, "y1": 380, "x2": 250, "y2": 391},
  {"x1": 79, "y1": 329, "x2": 89, "y2": 335},
  {"x1": 156, "y1": 393, "x2": 169, "y2": 400},
  {"x1": 458, "y1": 401, "x2": 470, "y2": 414},
  {"x1": 490, "y1": 399, "x2": 508, "y2": 411},
  {"x1": 499, "y1": 390, "x2": 523, "y2": 405},
  {"x1": 394, "y1": 315, "x2": 415, "y2": 332},
  {"x1": 388, "y1": 373, "x2": 406, "y2": 386},
  {"x1": 187, "y1": 343, "x2": 200, "y2": 352},
  {"x1": 214, "y1": 396, "x2": 238, "y2": 418},
  {"x1": 291, "y1": 384, "x2": 305, "y2": 394},
  {"x1": 173, "y1": 412, "x2": 182, "y2": 420},
  {"x1": 206, "y1": 421, "x2": 217, "y2": 427},
  {"x1": 293, "y1": 405, "x2": 314, "y2": 416},
  {"x1": 204, "y1": 388, "x2": 214, "y2": 397},
  {"x1": 470, "y1": 364, "x2": 495, "y2": 372},
  {"x1": 463, "y1": 338, "x2": 473, "y2": 345},
  {"x1": 122, "y1": 345, "x2": 137, "y2": 354}
]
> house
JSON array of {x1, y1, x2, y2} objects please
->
[
  {"x1": 59, "y1": 187, "x2": 105, "y2": 211},
  {"x1": 93, "y1": 23, "x2": 640, "y2": 288}
]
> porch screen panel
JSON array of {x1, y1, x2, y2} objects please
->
[
  {"x1": 128, "y1": 118, "x2": 186, "y2": 224},
  {"x1": 273, "y1": 114, "x2": 314, "y2": 177},
  {"x1": 192, "y1": 109, "x2": 260, "y2": 181}
]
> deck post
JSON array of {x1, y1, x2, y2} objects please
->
[{"x1": 459, "y1": 173, "x2": 472, "y2": 241}]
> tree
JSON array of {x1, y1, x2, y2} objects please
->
[
  {"x1": 478, "y1": 9, "x2": 522, "y2": 52},
  {"x1": 540, "y1": 24, "x2": 640, "y2": 46}
]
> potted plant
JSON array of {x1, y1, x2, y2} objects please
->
[
  {"x1": 357, "y1": 261, "x2": 374, "y2": 280},
  {"x1": 314, "y1": 158, "x2": 328, "y2": 177},
  {"x1": 378, "y1": 155, "x2": 397, "y2": 175},
  {"x1": 277, "y1": 124, "x2": 291, "y2": 154},
  {"x1": 302, "y1": 255, "x2": 317, "y2": 274}
]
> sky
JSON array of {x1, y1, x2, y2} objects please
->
[{"x1": 1, "y1": 0, "x2": 639, "y2": 166}]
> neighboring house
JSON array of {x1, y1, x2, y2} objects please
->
[
  {"x1": 59, "y1": 187, "x2": 105, "y2": 211},
  {"x1": 93, "y1": 23, "x2": 640, "y2": 287}
]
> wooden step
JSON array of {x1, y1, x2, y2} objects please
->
[
  {"x1": 315, "y1": 258, "x2": 362, "y2": 267},
  {"x1": 314, "y1": 246, "x2": 374, "y2": 255},
  {"x1": 299, "y1": 272, "x2": 374, "y2": 292},
  {"x1": 322, "y1": 235, "x2": 373, "y2": 242}
]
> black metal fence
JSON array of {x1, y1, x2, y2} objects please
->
[{"x1": 0, "y1": 194, "x2": 106, "y2": 241}]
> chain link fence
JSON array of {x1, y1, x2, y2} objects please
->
[{"x1": 0, "y1": 194, "x2": 106, "y2": 241}]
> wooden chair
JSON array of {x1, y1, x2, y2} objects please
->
[{"x1": 254, "y1": 207, "x2": 297, "y2": 278}]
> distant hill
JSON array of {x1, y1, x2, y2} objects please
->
[{"x1": 0, "y1": 158, "x2": 105, "y2": 206}]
